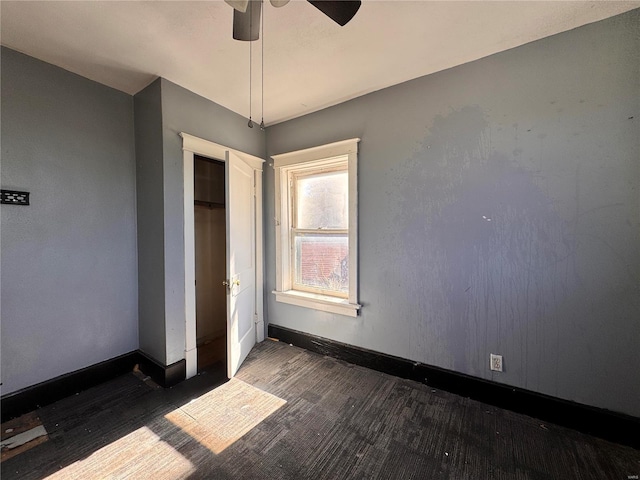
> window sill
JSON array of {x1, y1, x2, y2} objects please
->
[{"x1": 272, "y1": 290, "x2": 361, "y2": 317}]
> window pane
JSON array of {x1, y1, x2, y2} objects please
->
[
  {"x1": 294, "y1": 234, "x2": 348, "y2": 294},
  {"x1": 296, "y1": 170, "x2": 348, "y2": 229}
]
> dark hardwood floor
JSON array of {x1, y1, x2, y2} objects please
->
[
  {"x1": 2, "y1": 339, "x2": 639, "y2": 479},
  {"x1": 197, "y1": 335, "x2": 226, "y2": 372}
]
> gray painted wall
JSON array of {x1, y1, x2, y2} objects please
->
[
  {"x1": 265, "y1": 11, "x2": 640, "y2": 417},
  {"x1": 134, "y1": 79, "x2": 167, "y2": 363},
  {"x1": 134, "y1": 78, "x2": 265, "y2": 366},
  {"x1": 1, "y1": 47, "x2": 138, "y2": 395}
]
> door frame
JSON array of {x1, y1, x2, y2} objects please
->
[{"x1": 180, "y1": 132, "x2": 265, "y2": 380}]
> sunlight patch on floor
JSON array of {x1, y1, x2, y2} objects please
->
[
  {"x1": 165, "y1": 378, "x2": 287, "y2": 454},
  {"x1": 44, "y1": 427, "x2": 195, "y2": 479}
]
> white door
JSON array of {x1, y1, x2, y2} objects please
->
[{"x1": 226, "y1": 150, "x2": 256, "y2": 377}]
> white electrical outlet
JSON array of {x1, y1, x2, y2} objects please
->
[{"x1": 490, "y1": 354, "x2": 503, "y2": 372}]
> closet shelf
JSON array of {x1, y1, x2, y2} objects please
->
[{"x1": 195, "y1": 200, "x2": 225, "y2": 209}]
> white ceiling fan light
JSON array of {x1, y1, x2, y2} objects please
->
[
  {"x1": 226, "y1": 0, "x2": 286, "y2": 13},
  {"x1": 269, "y1": 0, "x2": 290, "y2": 7},
  {"x1": 224, "y1": 0, "x2": 250, "y2": 14}
]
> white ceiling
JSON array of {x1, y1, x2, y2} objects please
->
[{"x1": 1, "y1": 1, "x2": 638, "y2": 125}]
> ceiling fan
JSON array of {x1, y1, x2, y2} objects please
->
[{"x1": 225, "y1": 0, "x2": 362, "y2": 41}]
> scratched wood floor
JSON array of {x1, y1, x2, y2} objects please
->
[{"x1": 2, "y1": 339, "x2": 639, "y2": 479}]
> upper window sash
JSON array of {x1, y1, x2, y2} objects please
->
[{"x1": 290, "y1": 164, "x2": 348, "y2": 231}]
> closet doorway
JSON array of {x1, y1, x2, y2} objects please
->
[
  {"x1": 181, "y1": 132, "x2": 264, "y2": 380},
  {"x1": 194, "y1": 155, "x2": 226, "y2": 372}
]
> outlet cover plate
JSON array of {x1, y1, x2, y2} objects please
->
[{"x1": 490, "y1": 354, "x2": 503, "y2": 372}]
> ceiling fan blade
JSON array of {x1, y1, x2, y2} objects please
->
[
  {"x1": 307, "y1": 1, "x2": 361, "y2": 26},
  {"x1": 270, "y1": 0, "x2": 290, "y2": 7},
  {"x1": 233, "y1": 0, "x2": 262, "y2": 41},
  {"x1": 225, "y1": 0, "x2": 249, "y2": 13}
]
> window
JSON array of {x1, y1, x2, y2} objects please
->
[{"x1": 272, "y1": 138, "x2": 360, "y2": 316}]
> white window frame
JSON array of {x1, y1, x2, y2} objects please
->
[{"x1": 272, "y1": 138, "x2": 361, "y2": 317}]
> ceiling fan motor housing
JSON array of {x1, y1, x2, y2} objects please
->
[{"x1": 229, "y1": 0, "x2": 362, "y2": 41}]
